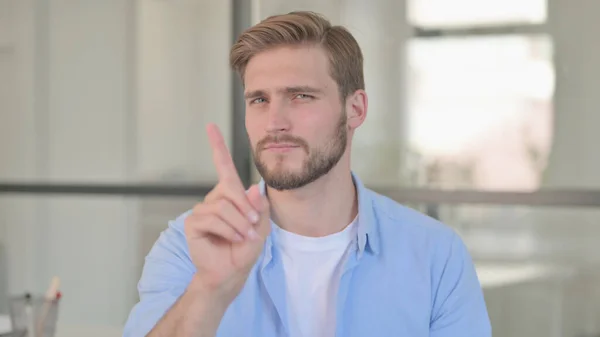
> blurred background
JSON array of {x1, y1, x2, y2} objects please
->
[{"x1": 1, "y1": 0, "x2": 599, "y2": 336}]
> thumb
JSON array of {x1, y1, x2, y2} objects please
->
[{"x1": 247, "y1": 185, "x2": 271, "y2": 238}]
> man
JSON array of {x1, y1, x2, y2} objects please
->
[{"x1": 124, "y1": 11, "x2": 491, "y2": 337}]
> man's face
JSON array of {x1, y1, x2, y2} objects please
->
[{"x1": 244, "y1": 45, "x2": 348, "y2": 191}]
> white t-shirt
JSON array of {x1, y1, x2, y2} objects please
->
[{"x1": 272, "y1": 217, "x2": 358, "y2": 337}]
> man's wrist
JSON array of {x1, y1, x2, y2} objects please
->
[{"x1": 188, "y1": 274, "x2": 229, "y2": 314}]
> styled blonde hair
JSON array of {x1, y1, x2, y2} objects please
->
[{"x1": 230, "y1": 11, "x2": 364, "y2": 100}]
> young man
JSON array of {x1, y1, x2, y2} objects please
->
[{"x1": 124, "y1": 11, "x2": 491, "y2": 337}]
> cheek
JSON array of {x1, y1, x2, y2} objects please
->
[{"x1": 246, "y1": 120, "x2": 270, "y2": 153}]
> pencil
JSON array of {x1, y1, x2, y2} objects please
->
[{"x1": 36, "y1": 276, "x2": 61, "y2": 336}]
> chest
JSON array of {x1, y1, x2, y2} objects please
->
[{"x1": 215, "y1": 256, "x2": 432, "y2": 337}]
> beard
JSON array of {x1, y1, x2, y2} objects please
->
[{"x1": 252, "y1": 110, "x2": 348, "y2": 191}]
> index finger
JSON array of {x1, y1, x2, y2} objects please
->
[{"x1": 206, "y1": 123, "x2": 243, "y2": 184}]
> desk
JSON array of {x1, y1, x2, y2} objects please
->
[
  {"x1": 476, "y1": 262, "x2": 572, "y2": 289},
  {"x1": 0, "y1": 316, "x2": 122, "y2": 337},
  {"x1": 54, "y1": 324, "x2": 122, "y2": 337},
  {"x1": 478, "y1": 263, "x2": 577, "y2": 337},
  {"x1": 0, "y1": 316, "x2": 9, "y2": 335}
]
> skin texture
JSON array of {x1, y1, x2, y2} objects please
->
[
  {"x1": 246, "y1": 45, "x2": 348, "y2": 191},
  {"x1": 244, "y1": 44, "x2": 368, "y2": 237}
]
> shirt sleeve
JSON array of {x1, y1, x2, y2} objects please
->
[
  {"x1": 430, "y1": 232, "x2": 492, "y2": 337},
  {"x1": 123, "y1": 212, "x2": 196, "y2": 337}
]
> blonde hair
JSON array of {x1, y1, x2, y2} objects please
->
[{"x1": 230, "y1": 11, "x2": 364, "y2": 100}]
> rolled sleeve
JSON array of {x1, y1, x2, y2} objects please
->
[
  {"x1": 123, "y1": 212, "x2": 195, "y2": 337},
  {"x1": 430, "y1": 233, "x2": 492, "y2": 337}
]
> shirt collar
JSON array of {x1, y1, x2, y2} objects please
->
[
  {"x1": 257, "y1": 171, "x2": 380, "y2": 261},
  {"x1": 352, "y1": 172, "x2": 380, "y2": 256}
]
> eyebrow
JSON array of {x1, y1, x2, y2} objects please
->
[{"x1": 244, "y1": 86, "x2": 324, "y2": 100}]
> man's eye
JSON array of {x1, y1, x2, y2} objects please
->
[
  {"x1": 251, "y1": 97, "x2": 266, "y2": 104},
  {"x1": 295, "y1": 94, "x2": 313, "y2": 100}
]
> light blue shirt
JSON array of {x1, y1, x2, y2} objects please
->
[{"x1": 124, "y1": 174, "x2": 491, "y2": 336}]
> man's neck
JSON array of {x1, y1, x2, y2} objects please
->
[{"x1": 266, "y1": 165, "x2": 358, "y2": 237}]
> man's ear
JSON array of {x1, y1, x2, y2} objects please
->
[{"x1": 345, "y1": 89, "x2": 368, "y2": 130}]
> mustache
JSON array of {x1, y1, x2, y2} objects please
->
[{"x1": 257, "y1": 134, "x2": 309, "y2": 152}]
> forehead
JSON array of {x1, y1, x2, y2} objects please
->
[{"x1": 244, "y1": 45, "x2": 336, "y2": 90}]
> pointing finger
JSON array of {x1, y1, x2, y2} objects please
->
[{"x1": 206, "y1": 123, "x2": 243, "y2": 186}]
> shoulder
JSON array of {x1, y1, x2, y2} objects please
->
[
  {"x1": 169, "y1": 209, "x2": 193, "y2": 232},
  {"x1": 157, "y1": 209, "x2": 192, "y2": 242},
  {"x1": 365, "y1": 188, "x2": 461, "y2": 256},
  {"x1": 144, "y1": 209, "x2": 193, "y2": 264},
  {"x1": 365, "y1": 189, "x2": 480, "y2": 294},
  {"x1": 368, "y1": 188, "x2": 456, "y2": 238}
]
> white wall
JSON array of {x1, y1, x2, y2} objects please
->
[
  {"x1": 136, "y1": 0, "x2": 232, "y2": 184},
  {"x1": 0, "y1": 0, "x2": 41, "y2": 314},
  {"x1": 0, "y1": 0, "x2": 232, "y2": 328},
  {"x1": 544, "y1": 0, "x2": 600, "y2": 189},
  {"x1": 531, "y1": 2, "x2": 600, "y2": 335},
  {"x1": 27, "y1": 0, "x2": 136, "y2": 327},
  {"x1": 512, "y1": 0, "x2": 600, "y2": 270}
]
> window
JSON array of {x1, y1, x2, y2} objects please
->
[
  {"x1": 405, "y1": 1, "x2": 553, "y2": 191},
  {"x1": 408, "y1": 0, "x2": 547, "y2": 28}
]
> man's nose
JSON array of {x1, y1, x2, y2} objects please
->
[{"x1": 265, "y1": 102, "x2": 291, "y2": 133}]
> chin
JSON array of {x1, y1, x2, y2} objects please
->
[
  {"x1": 265, "y1": 165, "x2": 303, "y2": 178},
  {"x1": 263, "y1": 155, "x2": 302, "y2": 169}
]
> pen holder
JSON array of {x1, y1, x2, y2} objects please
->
[{"x1": 8, "y1": 294, "x2": 60, "y2": 337}]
